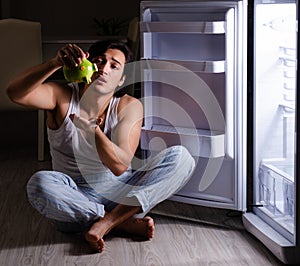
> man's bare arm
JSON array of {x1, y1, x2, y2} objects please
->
[
  {"x1": 6, "y1": 59, "x2": 62, "y2": 110},
  {"x1": 94, "y1": 97, "x2": 143, "y2": 176},
  {"x1": 70, "y1": 95, "x2": 143, "y2": 176},
  {"x1": 6, "y1": 44, "x2": 87, "y2": 110}
]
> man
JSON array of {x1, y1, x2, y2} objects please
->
[{"x1": 6, "y1": 40, "x2": 195, "y2": 253}]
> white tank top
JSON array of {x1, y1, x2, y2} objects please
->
[{"x1": 47, "y1": 83, "x2": 120, "y2": 178}]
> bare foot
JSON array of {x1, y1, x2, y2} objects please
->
[
  {"x1": 84, "y1": 219, "x2": 112, "y2": 253},
  {"x1": 84, "y1": 216, "x2": 155, "y2": 252},
  {"x1": 113, "y1": 216, "x2": 155, "y2": 240}
]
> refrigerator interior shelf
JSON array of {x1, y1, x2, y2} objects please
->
[
  {"x1": 140, "y1": 21, "x2": 225, "y2": 34},
  {"x1": 279, "y1": 103, "x2": 295, "y2": 113},
  {"x1": 142, "y1": 58, "x2": 225, "y2": 73},
  {"x1": 280, "y1": 46, "x2": 296, "y2": 57},
  {"x1": 140, "y1": 124, "x2": 225, "y2": 158},
  {"x1": 280, "y1": 57, "x2": 296, "y2": 67}
]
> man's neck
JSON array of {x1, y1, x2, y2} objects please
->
[{"x1": 79, "y1": 87, "x2": 114, "y2": 120}]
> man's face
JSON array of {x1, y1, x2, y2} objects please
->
[{"x1": 89, "y1": 48, "x2": 126, "y2": 95}]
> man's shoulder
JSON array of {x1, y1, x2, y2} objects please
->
[
  {"x1": 118, "y1": 94, "x2": 143, "y2": 115},
  {"x1": 46, "y1": 81, "x2": 73, "y2": 98},
  {"x1": 46, "y1": 81, "x2": 72, "y2": 93},
  {"x1": 119, "y1": 94, "x2": 141, "y2": 106}
]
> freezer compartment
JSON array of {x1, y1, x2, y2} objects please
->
[
  {"x1": 259, "y1": 161, "x2": 294, "y2": 219},
  {"x1": 141, "y1": 125, "x2": 225, "y2": 158}
]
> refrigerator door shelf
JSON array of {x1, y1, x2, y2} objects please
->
[
  {"x1": 141, "y1": 58, "x2": 225, "y2": 73},
  {"x1": 140, "y1": 21, "x2": 225, "y2": 34},
  {"x1": 140, "y1": 125, "x2": 225, "y2": 158},
  {"x1": 258, "y1": 161, "x2": 294, "y2": 223},
  {"x1": 141, "y1": 2, "x2": 236, "y2": 22}
]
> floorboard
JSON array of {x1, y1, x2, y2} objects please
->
[{"x1": 0, "y1": 147, "x2": 284, "y2": 265}]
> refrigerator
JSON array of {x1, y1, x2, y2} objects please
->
[{"x1": 139, "y1": 0, "x2": 299, "y2": 264}]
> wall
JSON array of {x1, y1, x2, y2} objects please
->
[
  {"x1": 1, "y1": 0, "x2": 140, "y2": 37},
  {"x1": 0, "y1": 111, "x2": 38, "y2": 147},
  {"x1": 0, "y1": 0, "x2": 141, "y2": 149}
]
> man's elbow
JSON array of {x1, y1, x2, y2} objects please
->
[
  {"x1": 111, "y1": 164, "x2": 129, "y2": 176},
  {"x1": 6, "y1": 84, "x2": 19, "y2": 103},
  {"x1": 6, "y1": 85, "x2": 14, "y2": 100}
]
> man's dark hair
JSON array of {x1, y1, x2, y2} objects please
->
[{"x1": 88, "y1": 39, "x2": 133, "y2": 64}]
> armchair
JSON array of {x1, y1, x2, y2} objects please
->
[{"x1": 0, "y1": 18, "x2": 44, "y2": 160}]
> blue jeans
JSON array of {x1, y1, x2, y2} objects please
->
[{"x1": 27, "y1": 146, "x2": 195, "y2": 233}]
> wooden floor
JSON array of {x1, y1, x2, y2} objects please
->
[{"x1": 0, "y1": 147, "x2": 285, "y2": 266}]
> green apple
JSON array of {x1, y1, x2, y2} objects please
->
[{"x1": 63, "y1": 58, "x2": 98, "y2": 84}]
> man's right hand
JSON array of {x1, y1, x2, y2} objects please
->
[{"x1": 55, "y1": 43, "x2": 89, "y2": 69}]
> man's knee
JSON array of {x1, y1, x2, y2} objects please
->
[
  {"x1": 167, "y1": 145, "x2": 195, "y2": 173},
  {"x1": 27, "y1": 170, "x2": 54, "y2": 197},
  {"x1": 26, "y1": 170, "x2": 50, "y2": 212},
  {"x1": 27, "y1": 171, "x2": 46, "y2": 194}
]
